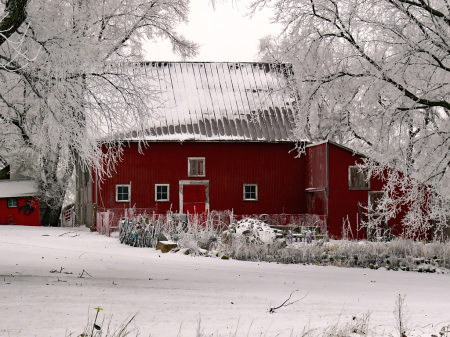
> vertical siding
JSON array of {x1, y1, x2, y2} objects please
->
[
  {"x1": 95, "y1": 142, "x2": 305, "y2": 215},
  {"x1": 305, "y1": 143, "x2": 328, "y2": 189},
  {"x1": 327, "y1": 143, "x2": 405, "y2": 239}
]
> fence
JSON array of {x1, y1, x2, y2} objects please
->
[
  {"x1": 95, "y1": 208, "x2": 327, "y2": 238},
  {"x1": 96, "y1": 207, "x2": 158, "y2": 236},
  {"x1": 61, "y1": 206, "x2": 76, "y2": 227}
]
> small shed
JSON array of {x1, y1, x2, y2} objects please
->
[{"x1": 0, "y1": 179, "x2": 41, "y2": 226}]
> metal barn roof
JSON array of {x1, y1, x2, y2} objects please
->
[{"x1": 114, "y1": 62, "x2": 298, "y2": 142}]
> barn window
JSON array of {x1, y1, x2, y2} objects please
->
[
  {"x1": 243, "y1": 184, "x2": 258, "y2": 201},
  {"x1": 348, "y1": 166, "x2": 370, "y2": 190},
  {"x1": 368, "y1": 191, "x2": 385, "y2": 212},
  {"x1": 155, "y1": 184, "x2": 169, "y2": 202},
  {"x1": 7, "y1": 198, "x2": 17, "y2": 208},
  {"x1": 116, "y1": 185, "x2": 130, "y2": 202},
  {"x1": 188, "y1": 157, "x2": 205, "y2": 177}
]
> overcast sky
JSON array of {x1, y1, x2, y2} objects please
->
[{"x1": 143, "y1": 1, "x2": 282, "y2": 62}]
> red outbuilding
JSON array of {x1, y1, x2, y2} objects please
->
[{"x1": 0, "y1": 179, "x2": 41, "y2": 226}]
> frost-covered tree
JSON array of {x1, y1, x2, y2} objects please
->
[
  {"x1": 0, "y1": 0, "x2": 198, "y2": 225},
  {"x1": 252, "y1": 0, "x2": 450, "y2": 236}
]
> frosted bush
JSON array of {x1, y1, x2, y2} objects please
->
[{"x1": 231, "y1": 218, "x2": 276, "y2": 244}]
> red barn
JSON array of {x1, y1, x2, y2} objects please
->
[
  {"x1": 75, "y1": 62, "x2": 410, "y2": 239},
  {"x1": 76, "y1": 62, "x2": 306, "y2": 226}
]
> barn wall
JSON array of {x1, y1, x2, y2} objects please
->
[
  {"x1": 327, "y1": 144, "x2": 366, "y2": 239},
  {"x1": 0, "y1": 197, "x2": 41, "y2": 226},
  {"x1": 94, "y1": 142, "x2": 305, "y2": 215},
  {"x1": 305, "y1": 143, "x2": 328, "y2": 218},
  {"x1": 305, "y1": 143, "x2": 327, "y2": 190},
  {"x1": 327, "y1": 143, "x2": 404, "y2": 239}
]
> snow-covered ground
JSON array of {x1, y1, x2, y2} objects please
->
[{"x1": 0, "y1": 225, "x2": 449, "y2": 337}]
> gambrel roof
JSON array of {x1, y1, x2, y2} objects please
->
[{"x1": 117, "y1": 62, "x2": 298, "y2": 142}]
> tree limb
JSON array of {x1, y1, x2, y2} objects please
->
[{"x1": 0, "y1": 0, "x2": 28, "y2": 47}]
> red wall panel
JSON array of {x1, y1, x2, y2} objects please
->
[
  {"x1": 327, "y1": 144, "x2": 404, "y2": 239},
  {"x1": 0, "y1": 197, "x2": 41, "y2": 226},
  {"x1": 94, "y1": 142, "x2": 305, "y2": 215},
  {"x1": 305, "y1": 143, "x2": 327, "y2": 190}
]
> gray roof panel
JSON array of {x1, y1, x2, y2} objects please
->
[{"x1": 125, "y1": 62, "x2": 298, "y2": 142}]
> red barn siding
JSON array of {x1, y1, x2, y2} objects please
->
[
  {"x1": 305, "y1": 143, "x2": 328, "y2": 219},
  {"x1": 327, "y1": 144, "x2": 367, "y2": 239},
  {"x1": 327, "y1": 143, "x2": 405, "y2": 239},
  {"x1": 305, "y1": 143, "x2": 327, "y2": 189},
  {"x1": 94, "y1": 142, "x2": 305, "y2": 215},
  {"x1": 0, "y1": 197, "x2": 41, "y2": 226}
]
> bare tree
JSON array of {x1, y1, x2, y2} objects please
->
[
  {"x1": 253, "y1": 0, "x2": 450, "y2": 236},
  {"x1": 0, "y1": 0, "x2": 198, "y2": 225}
]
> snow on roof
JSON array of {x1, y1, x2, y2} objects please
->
[
  {"x1": 112, "y1": 62, "x2": 298, "y2": 142},
  {"x1": 0, "y1": 156, "x2": 8, "y2": 171},
  {"x1": 0, "y1": 179, "x2": 39, "y2": 198}
]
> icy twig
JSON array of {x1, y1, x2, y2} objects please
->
[{"x1": 268, "y1": 290, "x2": 307, "y2": 314}]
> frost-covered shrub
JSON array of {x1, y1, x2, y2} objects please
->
[
  {"x1": 274, "y1": 239, "x2": 450, "y2": 271},
  {"x1": 166, "y1": 213, "x2": 222, "y2": 256},
  {"x1": 230, "y1": 218, "x2": 277, "y2": 244}
]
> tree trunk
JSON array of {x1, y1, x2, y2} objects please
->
[{"x1": 41, "y1": 201, "x2": 62, "y2": 227}]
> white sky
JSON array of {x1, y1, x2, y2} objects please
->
[{"x1": 143, "y1": 0, "x2": 282, "y2": 62}]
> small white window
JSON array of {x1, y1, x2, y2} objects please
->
[
  {"x1": 348, "y1": 166, "x2": 370, "y2": 190},
  {"x1": 155, "y1": 184, "x2": 169, "y2": 202},
  {"x1": 243, "y1": 184, "x2": 258, "y2": 201},
  {"x1": 188, "y1": 157, "x2": 205, "y2": 177},
  {"x1": 116, "y1": 185, "x2": 130, "y2": 202},
  {"x1": 7, "y1": 198, "x2": 17, "y2": 208}
]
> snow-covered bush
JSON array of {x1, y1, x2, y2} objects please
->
[
  {"x1": 230, "y1": 218, "x2": 277, "y2": 244},
  {"x1": 164, "y1": 212, "x2": 223, "y2": 256}
]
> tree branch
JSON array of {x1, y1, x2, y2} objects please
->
[{"x1": 0, "y1": 0, "x2": 28, "y2": 47}]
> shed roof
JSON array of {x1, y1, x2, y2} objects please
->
[
  {"x1": 0, "y1": 179, "x2": 38, "y2": 198},
  {"x1": 307, "y1": 140, "x2": 367, "y2": 158},
  {"x1": 113, "y1": 62, "x2": 298, "y2": 142}
]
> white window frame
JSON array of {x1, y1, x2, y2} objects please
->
[
  {"x1": 243, "y1": 184, "x2": 258, "y2": 201},
  {"x1": 155, "y1": 184, "x2": 170, "y2": 202},
  {"x1": 116, "y1": 184, "x2": 130, "y2": 202},
  {"x1": 348, "y1": 166, "x2": 370, "y2": 190},
  {"x1": 7, "y1": 198, "x2": 17, "y2": 208},
  {"x1": 188, "y1": 157, "x2": 206, "y2": 177}
]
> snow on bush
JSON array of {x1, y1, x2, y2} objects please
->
[{"x1": 231, "y1": 218, "x2": 276, "y2": 244}]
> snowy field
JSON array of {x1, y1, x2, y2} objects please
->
[{"x1": 0, "y1": 225, "x2": 449, "y2": 337}]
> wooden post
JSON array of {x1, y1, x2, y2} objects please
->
[{"x1": 92, "y1": 203, "x2": 97, "y2": 232}]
